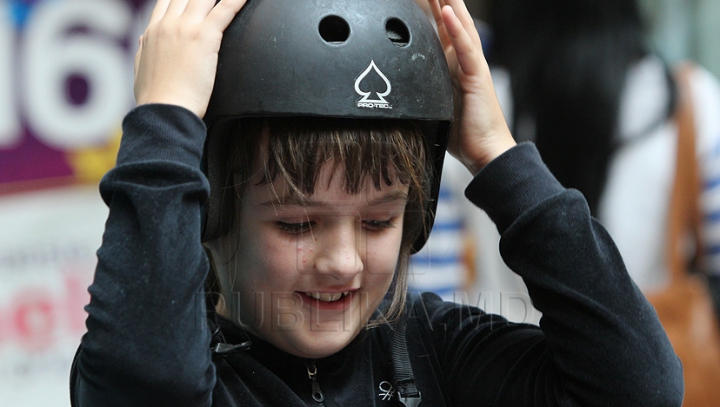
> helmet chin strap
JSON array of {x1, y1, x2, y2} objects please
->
[
  {"x1": 392, "y1": 314, "x2": 422, "y2": 407},
  {"x1": 205, "y1": 279, "x2": 252, "y2": 355}
]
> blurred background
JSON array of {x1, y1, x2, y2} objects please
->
[
  {"x1": 0, "y1": 0, "x2": 718, "y2": 405},
  {"x1": 467, "y1": 0, "x2": 720, "y2": 77}
]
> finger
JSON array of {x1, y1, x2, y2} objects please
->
[
  {"x1": 133, "y1": 47, "x2": 141, "y2": 84},
  {"x1": 444, "y1": 0, "x2": 473, "y2": 30},
  {"x1": 428, "y1": 0, "x2": 453, "y2": 54},
  {"x1": 427, "y1": 0, "x2": 444, "y2": 27},
  {"x1": 148, "y1": 0, "x2": 172, "y2": 24},
  {"x1": 134, "y1": 36, "x2": 143, "y2": 77},
  {"x1": 443, "y1": 0, "x2": 481, "y2": 47},
  {"x1": 183, "y1": 0, "x2": 217, "y2": 18},
  {"x1": 133, "y1": 36, "x2": 144, "y2": 103},
  {"x1": 441, "y1": 5, "x2": 482, "y2": 77},
  {"x1": 166, "y1": 0, "x2": 191, "y2": 16},
  {"x1": 206, "y1": 0, "x2": 247, "y2": 30}
]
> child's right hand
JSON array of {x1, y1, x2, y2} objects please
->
[{"x1": 133, "y1": 0, "x2": 247, "y2": 119}]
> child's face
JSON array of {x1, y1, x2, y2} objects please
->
[{"x1": 226, "y1": 161, "x2": 408, "y2": 358}]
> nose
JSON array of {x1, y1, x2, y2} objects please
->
[{"x1": 311, "y1": 219, "x2": 364, "y2": 279}]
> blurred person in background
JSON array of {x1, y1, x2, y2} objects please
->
[{"x1": 474, "y1": 0, "x2": 720, "y2": 324}]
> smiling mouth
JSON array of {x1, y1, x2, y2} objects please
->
[{"x1": 303, "y1": 291, "x2": 350, "y2": 302}]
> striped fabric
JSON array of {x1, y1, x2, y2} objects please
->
[{"x1": 408, "y1": 165, "x2": 471, "y2": 301}]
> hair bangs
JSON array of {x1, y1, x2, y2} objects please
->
[{"x1": 249, "y1": 118, "x2": 427, "y2": 205}]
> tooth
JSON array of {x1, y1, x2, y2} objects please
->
[
  {"x1": 343, "y1": 291, "x2": 349, "y2": 297},
  {"x1": 305, "y1": 292, "x2": 344, "y2": 302}
]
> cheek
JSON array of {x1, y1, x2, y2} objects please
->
[
  {"x1": 364, "y1": 234, "x2": 403, "y2": 278},
  {"x1": 257, "y1": 232, "x2": 315, "y2": 287},
  {"x1": 295, "y1": 240, "x2": 314, "y2": 271},
  {"x1": 231, "y1": 230, "x2": 293, "y2": 290}
]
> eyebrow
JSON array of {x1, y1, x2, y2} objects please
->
[{"x1": 260, "y1": 190, "x2": 409, "y2": 207}]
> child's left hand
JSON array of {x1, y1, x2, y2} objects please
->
[{"x1": 426, "y1": 0, "x2": 516, "y2": 175}]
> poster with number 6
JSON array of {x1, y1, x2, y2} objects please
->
[{"x1": 0, "y1": 1, "x2": 152, "y2": 406}]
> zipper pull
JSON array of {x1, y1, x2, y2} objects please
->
[{"x1": 307, "y1": 363, "x2": 326, "y2": 406}]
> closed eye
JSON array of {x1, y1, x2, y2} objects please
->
[
  {"x1": 276, "y1": 221, "x2": 314, "y2": 234},
  {"x1": 362, "y1": 219, "x2": 395, "y2": 231},
  {"x1": 276, "y1": 218, "x2": 396, "y2": 233}
]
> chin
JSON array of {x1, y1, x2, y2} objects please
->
[{"x1": 289, "y1": 329, "x2": 360, "y2": 359}]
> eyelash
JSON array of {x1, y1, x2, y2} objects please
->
[
  {"x1": 275, "y1": 219, "x2": 395, "y2": 234},
  {"x1": 363, "y1": 219, "x2": 395, "y2": 231},
  {"x1": 276, "y1": 221, "x2": 313, "y2": 234}
]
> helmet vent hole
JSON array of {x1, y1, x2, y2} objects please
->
[
  {"x1": 386, "y1": 18, "x2": 410, "y2": 47},
  {"x1": 319, "y1": 15, "x2": 350, "y2": 45}
]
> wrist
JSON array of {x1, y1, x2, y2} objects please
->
[{"x1": 464, "y1": 133, "x2": 517, "y2": 176}]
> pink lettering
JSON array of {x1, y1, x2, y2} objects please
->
[
  {"x1": 0, "y1": 272, "x2": 91, "y2": 353},
  {"x1": 13, "y1": 290, "x2": 56, "y2": 352}
]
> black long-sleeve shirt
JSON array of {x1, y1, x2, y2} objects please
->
[{"x1": 71, "y1": 104, "x2": 683, "y2": 406}]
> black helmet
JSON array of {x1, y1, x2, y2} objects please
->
[{"x1": 203, "y1": 0, "x2": 453, "y2": 252}]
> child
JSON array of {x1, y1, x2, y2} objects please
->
[{"x1": 70, "y1": 0, "x2": 683, "y2": 406}]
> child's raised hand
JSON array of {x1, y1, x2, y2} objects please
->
[
  {"x1": 427, "y1": 0, "x2": 516, "y2": 174},
  {"x1": 134, "y1": 0, "x2": 247, "y2": 118}
]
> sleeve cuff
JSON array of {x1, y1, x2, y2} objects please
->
[{"x1": 117, "y1": 104, "x2": 207, "y2": 168}]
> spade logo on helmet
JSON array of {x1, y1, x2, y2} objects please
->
[{"x1": 355, "y1": 60, "x2": 393, "y2": 110}]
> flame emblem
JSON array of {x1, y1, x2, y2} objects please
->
[{"x1": 355, "y1": 60, "x2": 393, "y2": 110}]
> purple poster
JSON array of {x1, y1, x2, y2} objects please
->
[{"x1": 0, "y1": 0, "x2": 152, "y2": 193}]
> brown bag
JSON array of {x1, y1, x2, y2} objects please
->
[{"x1": 645, "y1": 63, "x2": 720, "y2": 407}]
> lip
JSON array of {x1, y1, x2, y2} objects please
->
[{"x1": 297, "y1": 289, "x2": 357, "y2": 312}]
